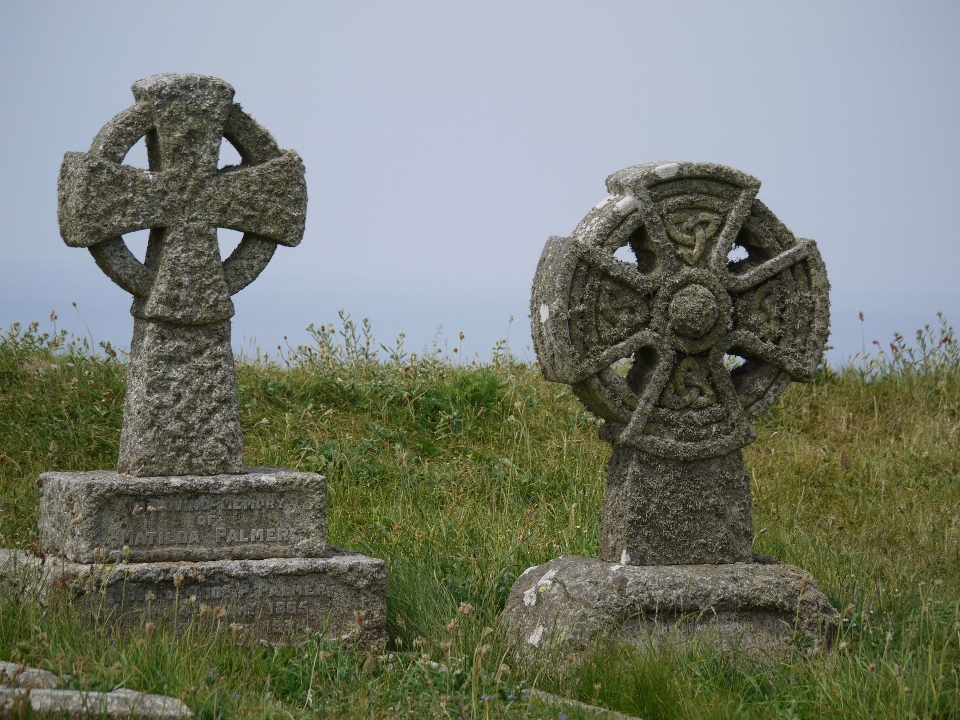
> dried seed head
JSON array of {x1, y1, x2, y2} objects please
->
[
  {"x1": 214, "y1": 606, "x2": 225, "y2": 620},
  {"x1": 497, "y1": 664, "x2": 511, "y2": 679},
  {"x1": 145, "y1": 622, "x2": 156, "y2": 633},
  {"x1": 230, "y1": 623, "x2": 241, "y2": 637},
  {"x1": 458, "y1": 602, "x2": 472, "y2": 616},
  {"x1": 173, "y1": 574, "x2": 184, "y2": 589}
]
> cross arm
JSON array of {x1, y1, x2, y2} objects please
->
[
  {"x1": 58, "y1": 152, "x2": 169, "y2": 247},
  {"x1": 211, "y1": 151, "x2": 307, "y2": 247}
]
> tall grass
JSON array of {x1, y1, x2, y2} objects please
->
[{"x1": 1, "y1": 313, "x2": 958, "y2": 718}]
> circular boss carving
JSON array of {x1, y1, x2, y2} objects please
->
[{"x1": 531, "y1": 162, "x2": 830, "y2": 460}]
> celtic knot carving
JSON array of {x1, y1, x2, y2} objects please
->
[{"x1": 531, "y1": 162, "x2": 830, "y2": 460}]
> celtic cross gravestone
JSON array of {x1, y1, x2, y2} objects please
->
[
  {"x1": 0, "y1": 74, "x2": 387, "y2": 648},
  {"x1": 503, "y1": 162, "x2": 838, "y2": 655},
  {"x1": 58, "y1": 73, "x2": 306, "y2": 476}
]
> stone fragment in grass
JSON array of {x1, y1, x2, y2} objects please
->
[
  {"x1": 0, "y1": 686, "x2": 194, "y2": 719},
  {"x1": 0, "y1": 661, "x2": 61, "y2": 690}
]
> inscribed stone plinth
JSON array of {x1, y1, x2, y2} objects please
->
[
  {"x1": 0, "y1": 550, "x2": 387, "y2": 648},
  {"x1": 39, "y1": 468, "x2": 326, "y2": 564},
  {"x1": 504, "y1": 161, "x2": 836, "y2": 656},
  {"x1": 57, "y1": 73, "x2": 307, "y2": 476}
]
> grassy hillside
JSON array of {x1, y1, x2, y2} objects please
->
[{"x1": 1, "y1": 314, "x2": 958, "y2": 719}]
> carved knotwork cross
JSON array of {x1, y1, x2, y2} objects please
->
[{"x1": 532, "y1": 161, "x2": 830, "y2": 461}]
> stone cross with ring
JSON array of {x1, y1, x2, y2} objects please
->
[{"x1": 57, "y1": 74, "x2": 307, "y2": 477}]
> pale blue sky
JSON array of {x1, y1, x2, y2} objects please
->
[{"x1": 2, "y1": 0, "x2": 958, "y2": 365}]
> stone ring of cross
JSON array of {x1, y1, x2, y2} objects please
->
[
  {"x1": 57, "y1": 74, "x2": 307, "y2": 327},
  {"x1": 531, "y1": 161, "x2": 830, "y2": 460}
]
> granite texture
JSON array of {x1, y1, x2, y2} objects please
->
[
  {"x1": 0, "y1": 687, "x2": 193, "y2": 718},
  {"x1": 57, "y1": 73, "x2": 307, "y2": 476},
  {"x1": 600, "y1": 448, "x2": 753, "y2": 565},
  {"x1": 0, "y1": 550, "x2": 386, "y2": 649},
  {"x1": 502, "y1": 556, "x2": 839, "y2": 658},
  {"x1": 38, "y1": 468, "x2": 326, "y2": 563}
]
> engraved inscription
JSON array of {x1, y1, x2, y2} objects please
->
[{"x1": 111, "y1": 492, "x2": 303, "y2": 550}]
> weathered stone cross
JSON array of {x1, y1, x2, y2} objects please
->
[
  {"x1": 532, "y1": 161, "x2": 830, "y2": 565},
  {"x1": 58, "y1": 74, "x2": 307, "y2": 476}
]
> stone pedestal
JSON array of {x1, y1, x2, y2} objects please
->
[
  {"x1": 39, "y1": 468, "x2": 327, "y2": 563},
  {"x1": 1, "y1": 549, "x2": 386, "y2": 648},
  {"x1": 5, "y1": 467, "x2": 387, "y2": 648},
  {"x1": 501, "y1": 556, "x2": 839, "y2": 659}
]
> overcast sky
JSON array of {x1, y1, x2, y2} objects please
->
[{"x1": 2, "y1": 0, "x2": 958, "y2": 366}]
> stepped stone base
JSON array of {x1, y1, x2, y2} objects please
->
[
  {"x1": 501, "y1": 555, "x2": 838, "y2": 659},
  {"x1": 0, "y1": 549, "x2": 386, "y2": 648},
  {"x1": 38, "y1": 468, "x2": 326, "y2": 564}
]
